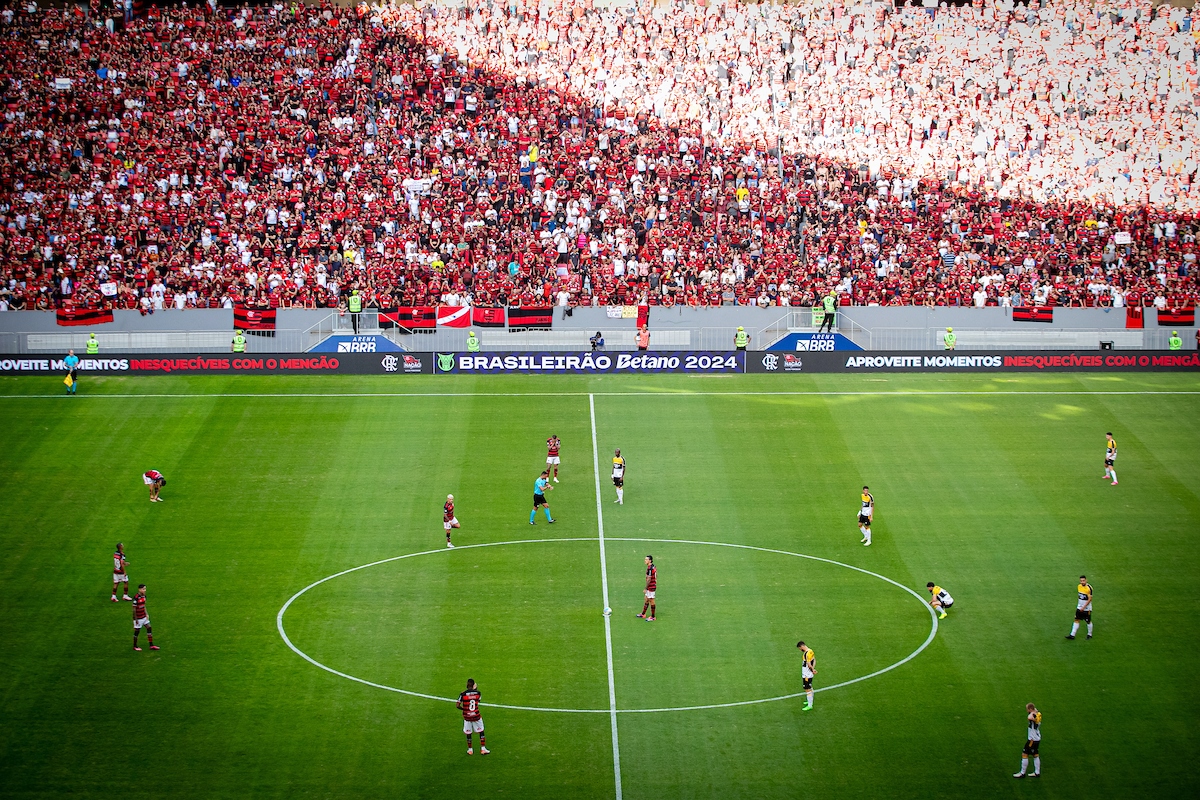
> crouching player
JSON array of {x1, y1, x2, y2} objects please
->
[
  {"x1": 927, "y1": 582, "x2": 954, "y2": 619},
  {"x1": 457, "y1": 678, "x2": 489, "y2": 755}
]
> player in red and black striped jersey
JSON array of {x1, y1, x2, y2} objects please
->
[
  {"x1": 546, "y1": 435, "x2": 561, "y2": 482},
  {"x1": 111, "y1": 543, "x2": 132, "y2": 602},
  {"x1": 443, "y1": 494, "x2": 460, "y2": 548},
  {"x1": 456, "y1": 678, "x2": 489, "y2": 755},
  {"x1": 637, "y1": 555, "x2": 657, "y2": 621},
  {"x1": 132, "y1": 584, "x2": 159, "y2": 651}
]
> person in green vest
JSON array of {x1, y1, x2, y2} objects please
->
[
  {"x1": 734, "y1": 326, "x2": 750, "y2": 351},
  {"x1": 811, "y1": 300, "x2": 825, "y2": 330},
  {"x1": 1168, "y1": 330, "x2": 1182, "y2": 350},
  {"x1": 943, "y1": 327, "x2": 957, "y2": 350},
  {"x1": 86, "y1": 333, "x2": 99, "y2": 355},
  {"x1": 348, "y1": 289, "x2": 362, "y2": 334},
  {"x1": 466, "y1": 330, "x2": 481, "y2": 352},
  {"x1": 819, "y1": 290, "x2": 837, "y2": 333},
  {"x1": 232, "y1": 329, "x2": 246, "y2": 353}
]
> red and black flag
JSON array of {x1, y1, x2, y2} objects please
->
[
  {"x1": 1125, "y1": 305, "x2": 1144, "y2": 329},
  {"x1": 1012, "y1": 306, "x2": 1055, "y2": 323},
  {"x1": 55, "y1": 308, "x2": 114, "y2": 327},
  {"x1": 379, "y1": 306, "x2": 436, "y2": 330},
  {"x1": 471, "y1": 307, "x2": 506, "y2": 327},
  {"x1": 507, "y1": 306, "x2": 553, "y2": 329},
  {"x1": 1158, "y1": 308, "x2": 1195, "y2": 327},
  {"x1": 233, "y1": 306, "x2": 277, "y2": 330}
]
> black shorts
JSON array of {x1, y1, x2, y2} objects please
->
[
  {"x1": 1074, "y1": 609, "x2": 1091, "y2": 622},
  {"x1": 533, "y1": 494, "x2": 548, "y2": 507},
  {"x1": 1022, "y1": 739, "x2": 1040, "y2": 756},
  {"x1": 802, "y1": 677, "x2": 813, "y2": 691},
  {"x1": 612, "y1": 476, "x2": 623, "y2": 487},
  {"x1": 1104, "y1": 458, "x2": 1115, "y2": 466},
  {"x1": 858, "y1": 513, "x2": 871, "y2": 526}
]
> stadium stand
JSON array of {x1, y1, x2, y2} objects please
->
[{"x1": 0, "y1": 0, "x2": 1196, "y2": 321}]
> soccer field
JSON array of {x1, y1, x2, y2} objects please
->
[{"x1": 1, "y1": 372, "x2": 1198, "y2": 799}]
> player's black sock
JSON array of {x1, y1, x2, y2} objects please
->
[
  {"x1": 641, "y1": 601, "x2": 649, "y2": 615},
  {"x1": 479, "y1": 734, "x2": 486, "y2": 747},
  {"x1": 650, "y1": 603, "x2": 656, "y2": 618},
  {"x1": 466, "y1": 735, "x2": 472, "y2": 747}
]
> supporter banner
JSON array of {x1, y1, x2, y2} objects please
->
[
  {"x1": 233, "y1": 306, "x2": 276, "y2": 331},
  {"x1": 1158, "y1": 309, "x2": 1195, "y2": 327},
  {"x1": 472, "y1": 307, "x2": 506, "y2": 327},
  {"x1": 435, "y1": 351, "x2": 745, "y2": 374},
  {"x1": 308, "y1": 335, "x2": 404, "y2": 353},
  {"x1": 379, "y1": 307, "x2": 436, "y2": 329},
  {"x1": 437, "y1": 306, "x2": 471, "y2": 328},
  {"x1": 748, "y1": 351, "x2": 1200, "y2": 373},
  {"x1": 1126, "y1": 306, "x2": 1144, "y2": 329},
  {"x1": 0, "y1": 353, "x2": 433, "y2": 375},
  {"x1": 55, "y1": 308, "x2": 114, "y2": 327},
  {"x1": 637, "y1": 304, "x2": 649, "y2": 329},
  {"x1": 1012, "y1": 307, "x2": 1055, "y2": 323},
  {"x1": 507, "y1": 307, "x2": 554, "y2": 328},
  {"x1": 768, "y1": 333, "x2": 864, "y2": 352}
]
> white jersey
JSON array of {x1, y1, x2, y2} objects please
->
[
  {"x1": 1027, "y1": 712, "x2": 1042, "y2": 742},
  {"x1": 612, "y1": 460, "x2": 625, "y2": 479},
  {"x1": 934, "y1": 589, "x2": 953, "y2": 606}
]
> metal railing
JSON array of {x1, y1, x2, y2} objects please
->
[{"x1": 19, "y1": 330, "x2": 307, "y2": 354}]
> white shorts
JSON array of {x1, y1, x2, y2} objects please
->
[
  {"x1": 463, "y1": 718, "x2": 484, "y2": 735},
  {"x1": 113, "y1": 573, "x2": 129, "y2": 584},
  {"x1": 802, "y1": 667, "x2": 814, "y2": 680},
  {"x1": 546, "y1": 456, "x2": 560, "y2": 465},
  {"x1": 134, "y1": 616, "x2": 151, "y2": 629},
  {"x1": 143, "y1": 475, "x2": 155, "y2": 485},
  {"x1": 644, "y1": 590, "x2": 655, "y2": 599},
  {"x1": 444, "y1": 517, "x2": 459, "y2": 531}
]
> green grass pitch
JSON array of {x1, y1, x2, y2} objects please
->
[{"x1": 1, "y1": 372, "x2": 1198, "y2": 798}]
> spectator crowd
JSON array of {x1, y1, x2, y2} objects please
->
[{"x1": 0, "y1": 0, "x2": 1197, "y2": 317}]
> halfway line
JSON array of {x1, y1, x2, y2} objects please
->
[{"x1": 590, "y1": 393, "x2": 623, "y2": 800}]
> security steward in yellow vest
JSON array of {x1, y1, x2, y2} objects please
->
[
  {"x1": 1169, "y1": 331, "x2": 1183, "y2": 350},
  {"x1": 734, "y1": 327, "x2": 749, "y2": 350},
  {"x1": 86, "y1": 333, "x2": 99, "y2": 355},
  {"x1": 466, "y1": 331, "x2": 481, "y2": 352},
  {"x1": 232, "y1": 330, "x2": 247, "y2": 353},
  {"x1": 819, "y1": 291, "x2": 837, "y2": 333},
  {"x1": 943, "y1": 327, "x2": 957, "y2": 350},
  {"x1": 348, "y1": 289, "x2": 362, "y2": 334}
]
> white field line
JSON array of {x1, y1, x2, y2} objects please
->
[
  {"x1": 590, "y1": 393, "x2": 624, "y2": 800},
  {"x1": 276, "y1": 537, "x2": 937, "y2": 714},
  {"x1": 5, "y1": 390, "x2": 1200, "y2": 399}
]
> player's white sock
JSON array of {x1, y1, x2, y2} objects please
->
[
  {"x1": 1033, "y1": 757, "x2": 1040, "y2": 774},
  {"x1": 1019, "y1": 757, "x2": 1028, "y2": 775},
  {"x1": 1070, "y1": 621, "x2": 1080, "y2": 636},
  {"x1": 1086, "y1": 622, "x2": 1093, "y2": 636},
  {"x1": 859, "y1": 526, "x2": 866, "y2": 539},
  {"x1": 616, "y1": 488, "x2": 623, "y2": 503},
  {"x1": 864, "y1": 530, "x2": 871, "y2": 544},
  {"x1": 1109, "y1": 469, "x2": 1116, "y2": 481},
  {"x1": 806, "y1": 690, "x2": 813, "y2": 707}
]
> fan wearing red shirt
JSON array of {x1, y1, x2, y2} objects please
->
[
  {"x1": 545, "y1": 434, "x2": 561, "y2": 482},
  {"x1": 637, "y1": 555, "x2": 657, "y2": 622},
  {"x1": 132, "y1": 584, "x2": 159, "y2": 651},
  {"x1": 457, "y1": 678, "x2": 489, "y2": 755}
]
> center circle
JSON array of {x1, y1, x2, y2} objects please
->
[{"x1": 277, "y1": 537, "x2": 937, "y2": 714}]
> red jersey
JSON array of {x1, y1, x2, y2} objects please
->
[
  {"x1": 645, "y1": 565, "x2": 657, "y2": 592},
  {"x1": 133, "y1": 594, "x2": 148, "y2": 620},
  {"x1": 546, "y1": 436, "x2": 560, "y2": 457},
  {"x1": 443, "y1": 500, "x2": 455, "y2": 522},
  {"x1": 113, "y1": 550, "x2": 127, "y2": 575},
  {"x1": 458, "y1": 689, "x2": 482, "y2": 721},
  {"x1": 144, "y1": 470, "x2": 162, "y2": 481}
]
